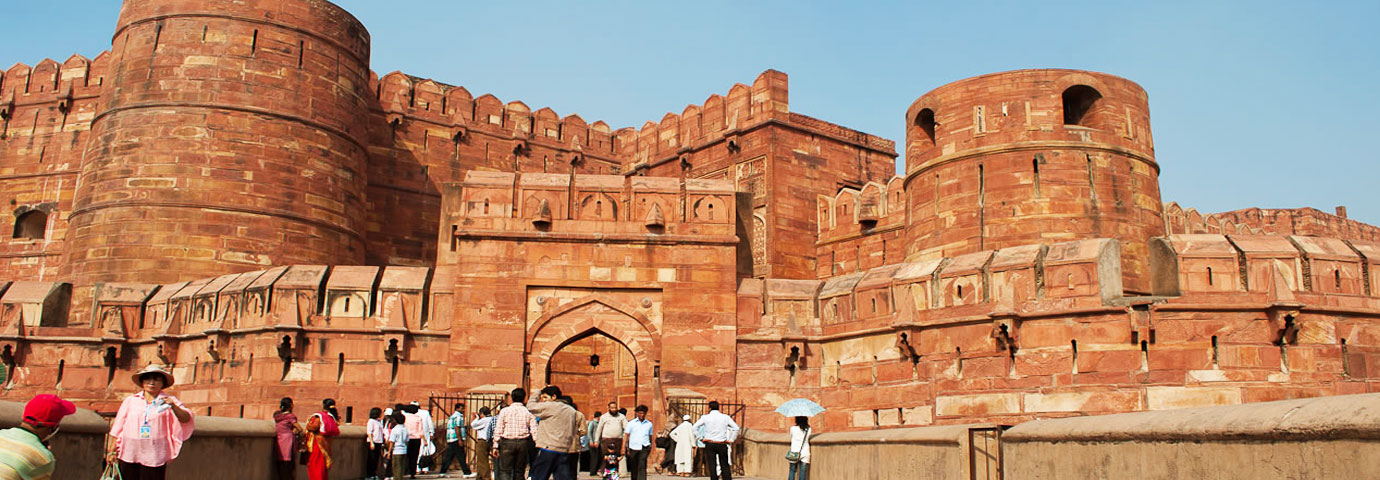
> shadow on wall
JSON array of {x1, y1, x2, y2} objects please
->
[{"x1": 0, "y1": 401, "x2": 366, "y2": 480}]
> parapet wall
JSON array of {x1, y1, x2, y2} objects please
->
[
  {"x1": 739, "y1": 393, "x2": 1380, "y2": 480},
  {"x1": 1003, "y1": 393, "x2": 1380, "y2": 479},
  {"x1": 0, "y1": 400, "x2": 367, "y2": 480}
]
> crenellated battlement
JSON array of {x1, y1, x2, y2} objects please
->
[
  {"x1": 1166, "y1": 203, "x2": 1380, "y2": 243},
  {"x1": 617, "y1": 70, "x2": 790, "y2": 163},
  {"x1": 371, "y1": 71, "x2": 621, "y2": 162}
]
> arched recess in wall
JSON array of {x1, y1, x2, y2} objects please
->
[
  {"x1": 12, "y1": 210, "x2": 46, "y2": 240},
  {"x1": 1062, "y1": 85, "x2": 1103, "y2": 126},
  {"x1": 915, "y1": 108, "x2": 937, "y2": 145}
]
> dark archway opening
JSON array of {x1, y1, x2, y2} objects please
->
[
  {"x1": 1062, "y1": 85, "x2": 1103, "y2": 126},
  {"x1": 915, "y1": 108, "x2": 937, "y2": 144},
  {"x1": 545, "y1": 329, "x2": 638, "y2": 412},
  {"x1": 13, "y1": 210, "x2": 46, "y2": 240}
]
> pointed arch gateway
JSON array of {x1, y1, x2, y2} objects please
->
[{"x1": 527, "y1": 295, "x2": 661, "y2": 408}]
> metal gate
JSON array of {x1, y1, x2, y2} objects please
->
[
  {"x1": 429, "y1": 392, "x2": 508, "y2": 467},
  {"x1": 667, "y1": 397, "x2": 746, "y2": 476},
  {"x1": 968, "y1": 426, "x2": 1004, "y2": 480}
]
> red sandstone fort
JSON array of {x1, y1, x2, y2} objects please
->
[{"x1": 2, "y1": 0, "x2": 1378, "y2": 434}]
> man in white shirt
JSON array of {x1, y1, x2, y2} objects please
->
[
  {"x1": 415, "y1": 401, "x2": 437, "y2": 474},
  {"x1": 692, "y1": 401, "x2": 739, "y2": 480},
  {"x1": 595, "y1": 402, "x2": 627, "y2": 471},
  {"x1": 470, "y1": 407, "x2": 494, "y2": 480},
  {"x1": 622, "y1": 405, "x2": 654, "y2": 480}
]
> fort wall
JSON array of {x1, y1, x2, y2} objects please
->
[{"x1": 736, "y1": 234, "x2": 1380, "y2": 433}]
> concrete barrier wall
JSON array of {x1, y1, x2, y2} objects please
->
[
  {"x1": 1003, "y1": 393, "x2": 1380, "y2": 479},
  {"x1": 0, "y1": 401, "x2": 367, "y2": 480},
  {"x1": 740, "y1": 424, "x2": 979, "y2": 480}
]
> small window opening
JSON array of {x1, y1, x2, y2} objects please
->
[
  {"x1": 957, "y1": 284, "x2": 963, "y2": 298},
  {"x1": 250, "y1": 29, "x2": 258, "y2": 54},
  {"x1": 483, "y1": 198, "x2": 490, "y2": 215},
  {"x1": 13, "y1": 210, "x2": 46, "y2": 240},
  {"x1": 239, "y1": 405, "x2": 245, "y2": 418},
  {"x1": 389, "y1": 340, "x2": 400, "y2": 386},
  {"x1": 1071, "y1": 340, "x2": 1079, "y2": 374},
  {"x1": 1342, "y1": 339, "x2": 1350, "y2": 377},
  {"x1": 955, "y1": 347, "x2": 963, "y2": 377},
  {"x1": 336, "y1": 353, "x2": 344, "y2": 384},
  {"x1": 915, "y1": 108, "x2": 936, "y2": 144},
  {"x1": 1062, "y1": 85, "x2": 1102, "y2": 125},
  {"x1": 1335, "y1": 270, "x2": 1342, "y2": 290},
  {"x1": 1207, "y1": 267, "x2": 1214, "y2": 286},
  {"x1": 56, "y1": 360, "x2": 64, "y2": 387},
  {"x1": 1140, "y1": 340, "x2": 1149, "y2": 372},
  {"x1": 871, "y1": 298, "x2": 877, "y2": 313},
  {"x1": 1211, "y1": 335, "x2": 1220, "y2": 368},
  {"x1": 1032, "y1": 156, "x2": 1042, "y2": 197}
]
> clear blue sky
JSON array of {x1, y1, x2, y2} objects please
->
[{"x1": 3, "y1": 1, "x2": 1376, "y2": 226}]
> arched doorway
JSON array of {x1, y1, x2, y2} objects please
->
[
  {"x1": 527, "y1": 295, "x2": 661, "y2": 415},
  {"x1": 545, "y1": 329, "x2": 638, "y2": 412}
]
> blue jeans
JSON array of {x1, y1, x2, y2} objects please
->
[
  {"x1": 528, "y1": 448, "x2": 573, "y2": 480},
  {"x1": 788, "y1": 461, "x2": 810, "y2": 480}
]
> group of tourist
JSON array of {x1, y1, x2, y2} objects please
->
[
  {"x1": 0, "y1": 367, "x2": 810, "y2": 480},
  {"x1": 0, "y1": 365, "x2": 198, "y2": 480}
]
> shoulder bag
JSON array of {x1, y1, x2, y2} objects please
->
[{"x1": 785, "y1": 428, "x2": 809, "y2": 463}]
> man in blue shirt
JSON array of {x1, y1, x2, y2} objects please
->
[{"x1": 622, "y1": 405, "x2": 654, "y2": 480}]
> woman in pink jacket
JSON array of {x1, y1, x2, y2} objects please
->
[{"x1": 105, "y1": 364, "x2": 195, "y2": 479}]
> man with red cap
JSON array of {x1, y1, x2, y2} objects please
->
[{"x1": 0, "y1": 394, "x2": 77, "y2": 479}]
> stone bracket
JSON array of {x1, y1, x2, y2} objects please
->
[
  {"x1": 1130, "y1": 304, "x2": 1155, "y2": 345},
  {"x1": 153, "y1": 335, "x2": 179, "y2": 365},
  {"x1": 782, "y1": 338, "x2": 806, "y2": 371},
  {"x1": 1267, "y1": 302, "x2": 1303, "y2": 346},
  {"x1": 991, "y1": 317, "x2": 1018, "y2": 354},
  {"x1": 382, "y1": 330, "x2": 408, "y2": 362},
  {"x1": 895, "y1": 330, "x2": 919, "y2": 364}
]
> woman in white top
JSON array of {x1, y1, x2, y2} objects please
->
[{"x1": 787, "y1": 416, "x2": 812, "y2": 480}]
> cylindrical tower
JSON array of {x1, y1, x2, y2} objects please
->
[
  {"x1": 64, "y1": 0, "x2": 372, "y2": 292},
  {"x1": 903, "y1": 70, "x2": 1163, "y2": 294}
]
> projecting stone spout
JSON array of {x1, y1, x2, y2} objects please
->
[
  {"x1": 532, "y1": 199, "x2": 553, "y2": 227},
  {"x1": 645, "y1": 203, "x2": 666, "y2": 228}
]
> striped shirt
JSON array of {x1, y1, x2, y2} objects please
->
[
  {"x1": 0, "y1": 427, "x2": 55, "y2": 480},
  {"x1": 492, "y1": 403, "x2": 538, "y2": 440}
]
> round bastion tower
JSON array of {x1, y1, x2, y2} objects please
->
[
  {"x1": 64, "y1": 0, "x2": 372, "y2": 294},
  {"x1": 903, "y1": 70, "x2": 1163, "y2": 294}
]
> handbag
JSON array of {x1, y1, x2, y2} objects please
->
[
  {"x1": 655, "y1": 436, "x2": 670, "y2": 449},
  {"x1": 100, "y1": 462, "x2": 122, "y2": 480},
  {"x1": 785, "y1": 428, "x2": 809, "y2": 463}
]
